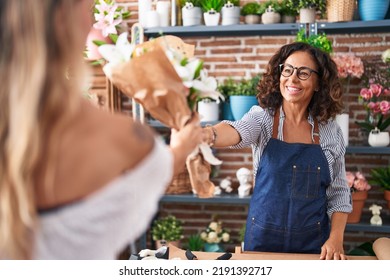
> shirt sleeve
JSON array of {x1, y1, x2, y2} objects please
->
[
  {"x1": 323, "y1": 122, "x2": 353, "y2": 218},
  {"x1": 221, "y1": 106, "x2": 268, "y2": 149}
]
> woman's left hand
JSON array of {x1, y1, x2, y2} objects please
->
[{"x1": 320, "y1": 239, "x2": 347, "y2": 260}]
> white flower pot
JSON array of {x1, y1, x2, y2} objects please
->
[
  {"x1": 221, "y1": 6, "x2": 240, "y2": 25},
  {"x1": 182, "y1": 6, "x2": 202, "y2": 26},
  {"x1": 335, "y1": 113, "x2": 349, "y2": 146},
  {"x1": 299, "y1": 8, "x2": 316, "y2": 23},
  {"x1": 203, "y1": 12, "x2": 220, "y2": 26},
  {"x1": 197, "y1": 100, "x2": 219, "y2": 122},
  {"x1": 261, "y1": 11, "x2": 281, "y2": 24},
  {"x1": 368, "y1": 129, "x2": 390, "y2": 147}
]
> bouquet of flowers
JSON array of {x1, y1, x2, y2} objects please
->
[
  {"x1": 98, "y1": 32, "x2": 224, "y2": 198},
  {"x1": 200, "y1": 220, "x2": 230, "y2": 244},
  {"x1": 346, "y1": 171, "x2": 371, "y2": 193},
  {"x1": 332, "y1": 54, "x2": 364, "y2": 79}
]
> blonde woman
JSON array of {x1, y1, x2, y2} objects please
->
[{"x1": 0, "y1": 0, "x2": 202, "y2": 259}]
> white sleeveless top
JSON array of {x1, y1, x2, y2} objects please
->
[{"x1": 33, "y1": 138, "x2": 172, "y2": 259}]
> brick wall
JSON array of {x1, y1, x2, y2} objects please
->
[{"x1": 91, "y1": 0, "x2": 390, "y2": 253}]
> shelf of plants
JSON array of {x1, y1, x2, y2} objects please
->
[{"x1": 144, "y1": 19, "x2": 390, "y2": 38}]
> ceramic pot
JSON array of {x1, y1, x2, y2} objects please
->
[
  {"x1": 385, "y1": 190, "x2": 390, "y2": 209},
  {"x1": 221, "y1": 5, "x2": 240, "y2": 25},
  {"x1": 368, "y1": 129, "x2": 390, "y2": 147},
  {"x1": 282, "y1": 15, "x2": 296, "y2": 23},
  {"x1": 299, "y1": 8, "x2": 316, "y2": 23},
  {"x1": 182, "y1": 6, "x2": 202, "y2": 26},
  {"x1": 230, "y1": 96, "x2": 258, "y2": 121},
  {"x1": 197, "y1": 100, "x2": 219, "y2": 122},
  {"x1": 347, "y1": 191, "x2": 368, "y2": 224},
  {"x1": 244, "y1": 14, "x2": 261, "y2": 24},
  {"x1": 359, "y1": 0, "x2": 390, "y2": 21},
  {"x1": 204, "y1": 243, "x2": 224, "y2": 252},
  {"x1": 262, "y1": 11, "x2": 281, "y2": 24},
  {"x1": 204, "y1": 12, "x2": 220, "y2": 26}
]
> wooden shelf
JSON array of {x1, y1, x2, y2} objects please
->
[{"x1": 346, "y1": 146, "x2": 390, "y2": 155}]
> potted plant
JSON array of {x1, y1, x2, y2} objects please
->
[
  {"x1": 285, "y1": 0, "x2": 326, "y2": 23},
  {"x1": 259, "y1": 0, "x2": 282, "y2": 24},
  {"x1": 186, "y1": 234, "x2": 205, "y2": 251},
  {"x1": 199, "y1": 0, "x2": 225, "y2": 26},
  {"x1": 217, "y1": 78, "x2": 237, "y2": 120},
  {"x1": 240, "y1": 2, "x2": 261, "y2": 24},
  {"x1": 229, "y1": 74, "x2": 261, "y2": 120},
  {"x1": 180, "y1": 0, "x2": 203, "y2": 26},
  {"x1": 200, "y1": 219, "x2": 230, "y2": 252},
  {"x1": 221, "y1": 0, "x2": 241, "y2": 25},
  {"x1": 370, "y1": 166, "x2": 390, "y2": 209},
  {"x1": 279, "y1": 0, "x2": 298, "y2": 23},
  {"x1": 346, "y1": 171, "x2": 371, "y2": 223},
  {"x1": 151, "y1": 215, "x2": 184, "y2": 248}
]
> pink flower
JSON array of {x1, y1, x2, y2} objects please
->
[
  {"x1": 360, "y1": 88, "x2": 373, "y2": 100},
  {"x1": 369, "y1": 84, "x2": 383, "y2": 97},
  {"x1": 380, "y1": 100, "x2": 390, "y2": 115},
  {"x1": 332, "y1": 54, "x2": 364, "y2": 79},
  {"x1": 346, "y1": 171, "x2": 371, "y2": 192}
]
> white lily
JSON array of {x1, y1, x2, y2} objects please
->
[
  {"x1": 193, "y1": 71, "x2": 225, "y2": 103},
  {"x1": 98, "y1": 32, "x2": 135, "y2": 78}
]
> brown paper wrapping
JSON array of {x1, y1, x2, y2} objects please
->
[
  {"x1": 110, "y1": 45, "x2": 192, "y2": 130},
  {"x1": 186, "y1": 153, "x2": 215, "y2": 198}
]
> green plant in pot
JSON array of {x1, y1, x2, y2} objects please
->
[
  {"x1": 229, "y1": 75, "x2": 261, "y2": 120},
  {"x1": 186, "y1": 234, "x2": 205, "y2": 251},
  {"x1": 279, "y1": 0, "x2": 298, "y2": 22},
  {"x1": 200, "y1": 0, "x2": 224, "y2": 13},
  {"x1": 200, "y1": 0, "x2": 225, "y2": 25},
  {"x1": 259, "y1": 0, "x2": 282, "y2": 24},
  {"x1": 151, "y1": 215, "x2": 183, "y2": 248},
  {"x1": 285, "y1": 0, "x2": 326, "y2": 23},
  {"x1": 218, "y1": 78, "x2": 238, "y2": 120},
  {"x1": 180, "y1": 0, "x2": 203, "y2": 26},
  {"x1": 241, "y1": 2, "x2": 261, "y2": 24},
  {"x1": 370, "y1": 166, "x2": 390, "y2": 209}
]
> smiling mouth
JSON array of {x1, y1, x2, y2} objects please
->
[{"x1": 286, "y1": 86, "x2": 302, "y2": 93}]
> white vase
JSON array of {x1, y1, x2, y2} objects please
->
[
  {"x1": 299, "y1": 8, "x2": 316, "y2": 23},
  {"x1": 182, "y1": 6, "x2": 202, "y2": 26},
  {"x1": 203, "y1": 12, "x2": 220, "y2": 26},
  {"x1": 335, "y1": 113, "x2": 349, "y2": 146},
  {"x1": 221, "y1": 6, "x2": 240, "y2": 25},
  {"x1": 368, "y1": 129, "x2": 390, "y2": 147},
  {"x1": 156, "y1": 1, "x2": 171, "y2": 27},
  {"x1": 197, "y1": 100, "x2": 219, "y2": 122},
  {"x1": 138, "y1": 0, "x2": 152, "y2": 27}
]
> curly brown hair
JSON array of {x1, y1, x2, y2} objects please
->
[{"x1": 257, "y1": 42, "x2": 343, "y2": 123}]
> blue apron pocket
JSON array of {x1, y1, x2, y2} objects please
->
[{"x1": 291, "y1": 165, "x2": 321, "y2": 199}]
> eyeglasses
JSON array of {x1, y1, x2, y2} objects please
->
[{"x1": 279, "y1": 63, "x2": 319, "y2": 80}]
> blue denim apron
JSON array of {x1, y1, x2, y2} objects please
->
[{"x1": 244, "y1": 110, "x2": 331, "y2": 253}]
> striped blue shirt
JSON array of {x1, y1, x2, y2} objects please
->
[{"x1": 222, "y1": 105, "x2": 352, "y2": 218}]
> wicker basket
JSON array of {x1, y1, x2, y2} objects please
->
[
  {"x1": 165, "y1": 166, "x2": 192, "y2": 194},
  {"x1": 327, "y1": 0, "x2": 355, "y2": 22}
]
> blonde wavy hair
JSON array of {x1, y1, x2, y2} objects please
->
[{"x1": 0, "y1": 0, "x2": 89, "y2": 259}]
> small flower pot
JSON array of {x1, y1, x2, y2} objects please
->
[
  {"x1": 204, "y1": 243, "x2": 224, "y2": 252},
  {"x1": 368, "y1": 129, "x2": 390, "y2": 147},
  {"x1": 204, "y1": 12, "x2": 220, "y2": 26},
  {"x1": 347, "y1": 191, "x2": 368, "y2": 224}
]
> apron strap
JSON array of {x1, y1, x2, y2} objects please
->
[{"x1": 272, "y1": 108, "x2": 320, "y2": 144}]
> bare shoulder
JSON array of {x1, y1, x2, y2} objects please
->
[{"x1": 35, "y1": 101, "x2": 156, "y2": 209}]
